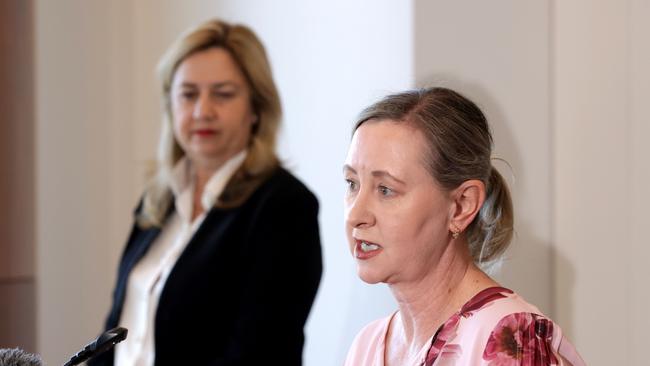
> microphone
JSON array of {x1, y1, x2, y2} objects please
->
[
  {"x1": 63, "y1": 327, "x2": 128, "y2": 366},
  {"x1": 0, "y1": 348, "x2": 43, "y2": 366}
]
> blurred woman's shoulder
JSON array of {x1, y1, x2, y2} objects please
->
[{"x1": 256, "y1": 166, "x2": 318, "y2": 203}]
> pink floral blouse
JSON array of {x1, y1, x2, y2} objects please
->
[{"x1": 344, "y1": 287, "x2": 585, "y2": 366}]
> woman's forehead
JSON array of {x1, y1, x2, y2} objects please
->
[
  {"x1": 172, "y1": 48, "x2": 245, "y2": 86},
  {"x1": 346, "y1": 121, "x2": 430, "y2": 178}
]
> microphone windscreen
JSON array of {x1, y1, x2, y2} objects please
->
[{"x1": 0, "y1": 348, "x2": 43, "y2": 366}]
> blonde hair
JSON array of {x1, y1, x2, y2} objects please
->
[
  {"x1": 138, "y1": 19, "x2": 282, "y2": 228},
  {"x1": 354, "y1": 87, "x2": 514, "y2": 266}
]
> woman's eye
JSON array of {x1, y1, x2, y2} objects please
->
[
  {"x1": 345, "y1": 179, "x2": 357, "y2": 192},
  {"x1": 180, "y1": 91, "x2": 197, "y2": 100},
  {"x1": 212, "y1": 91, "x2": 235, "y2": 99},
  {"x1": 378, "y1": 185, "x2": 394, "y2": 197}
]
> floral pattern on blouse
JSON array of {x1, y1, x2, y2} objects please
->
[
  {"x1": 425, "y1": 287, "x2": 514, "y2": 366},
  {"x1": 343, "y1": 286, "x2": 585, "y2": 366},
  {"x1": 483, "y1": 312, "x2": 559, "y2": 365}
]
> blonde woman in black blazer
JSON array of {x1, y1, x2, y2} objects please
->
[{"x1": 90, "y1": 19, "x2": 322, "y2": 366}]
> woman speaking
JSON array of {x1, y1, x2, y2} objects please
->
[{"x1": 343, "y1": 87, "x2": 584, "y2": 365}]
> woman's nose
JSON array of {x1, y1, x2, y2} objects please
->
[
  {"x1": 193, "y1": 94, "x2": 216, "y2": 121},
  {"x1": 346, "y1": 192, "x2": 374, "y2": 229}
]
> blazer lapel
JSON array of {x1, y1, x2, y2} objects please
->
[{"x1": 113, "y1": 226, "x2": 162, "y2": 318}]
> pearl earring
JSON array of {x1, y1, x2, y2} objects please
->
[{"x1": 451, "y1": 227, "x2": 461, "y2": 239}]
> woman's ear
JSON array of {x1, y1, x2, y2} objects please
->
[{"x1": 449, "y1": 179, "x2": 486, "y2": 233}]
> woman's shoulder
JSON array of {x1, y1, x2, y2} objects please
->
[
  {"x1": 217, "y1": 162, "x2": 317, "y2": 210},
  {"x1": 455, "y1": 288, "x2": 554, "y2": 342},
  {"x1": 351, "y1": 312, "x2": 393, "y2": 345},
  {"x1": 450, "y1": 288, "x2": 585, "y2": 365},
  {"x1": 264, "y1": 166, "x2": 314, "y2": 193},
  {"x1": 463, "y1": 288, "x2": 545, "y2": 322},
  {"x1": 344, "y1": 312, "x2": 395, "y2": 366},
  {"x1": 253, "y1": 166, "x2": 318, "y2": 205}
]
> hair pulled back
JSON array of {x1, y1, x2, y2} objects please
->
[{"x1": 354, "y1": 87, "x2": 513, "y2": 265}]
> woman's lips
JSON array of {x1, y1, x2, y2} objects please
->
[
  {"x1": 193, "y1": 129, "x2": 217, "y2": 137},
  {"x1": 354, "y1": 239, "x2": 383, "y2": 260}
]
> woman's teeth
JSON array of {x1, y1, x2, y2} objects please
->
[{"x1": 360, "y1": 241, "x2": 380, "y2": 252}]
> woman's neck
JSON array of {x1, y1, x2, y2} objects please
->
[
  {"x1": 385, "y1": 243, "x2": 497, "y2": 365},
  {"x1": 191, "y1": 164, "x2": 219, "y2": 221}
]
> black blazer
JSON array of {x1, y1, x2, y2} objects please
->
[{"x1": 90, "y1": 167, "x2": 322, "y2": 365}]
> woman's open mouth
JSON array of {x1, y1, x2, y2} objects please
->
[{"x1": 355, "y1": 239, "x2": 383, "y2": 260}]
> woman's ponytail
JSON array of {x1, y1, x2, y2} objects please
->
[{"x1": 467, "y1": 167, "x2": 514, "y2": 266}]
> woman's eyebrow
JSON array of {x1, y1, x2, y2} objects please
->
[
  {"x1": 342, "y1": 164, "x2": 356, "y2": 174},
  {"x1": 371, "y1": 170, "x2": 406, "y2": 185},
  {"x1": 177, "y1": 80, "x2": 238, "y2": 88},
  {"x1": 343, "y1": 165, "x2": 405, "y2": 184}
]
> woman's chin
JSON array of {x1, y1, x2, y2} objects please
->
[{"x1": 356, "y1": 267, "x2": 386, "y2": 285}]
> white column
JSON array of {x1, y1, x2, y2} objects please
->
[
  {"x1": 35, "y1": 0, "x2": 137, "y2": 363},
  {"x1": 553, "y1": 0, "x2": 650, "y2": 364}
]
